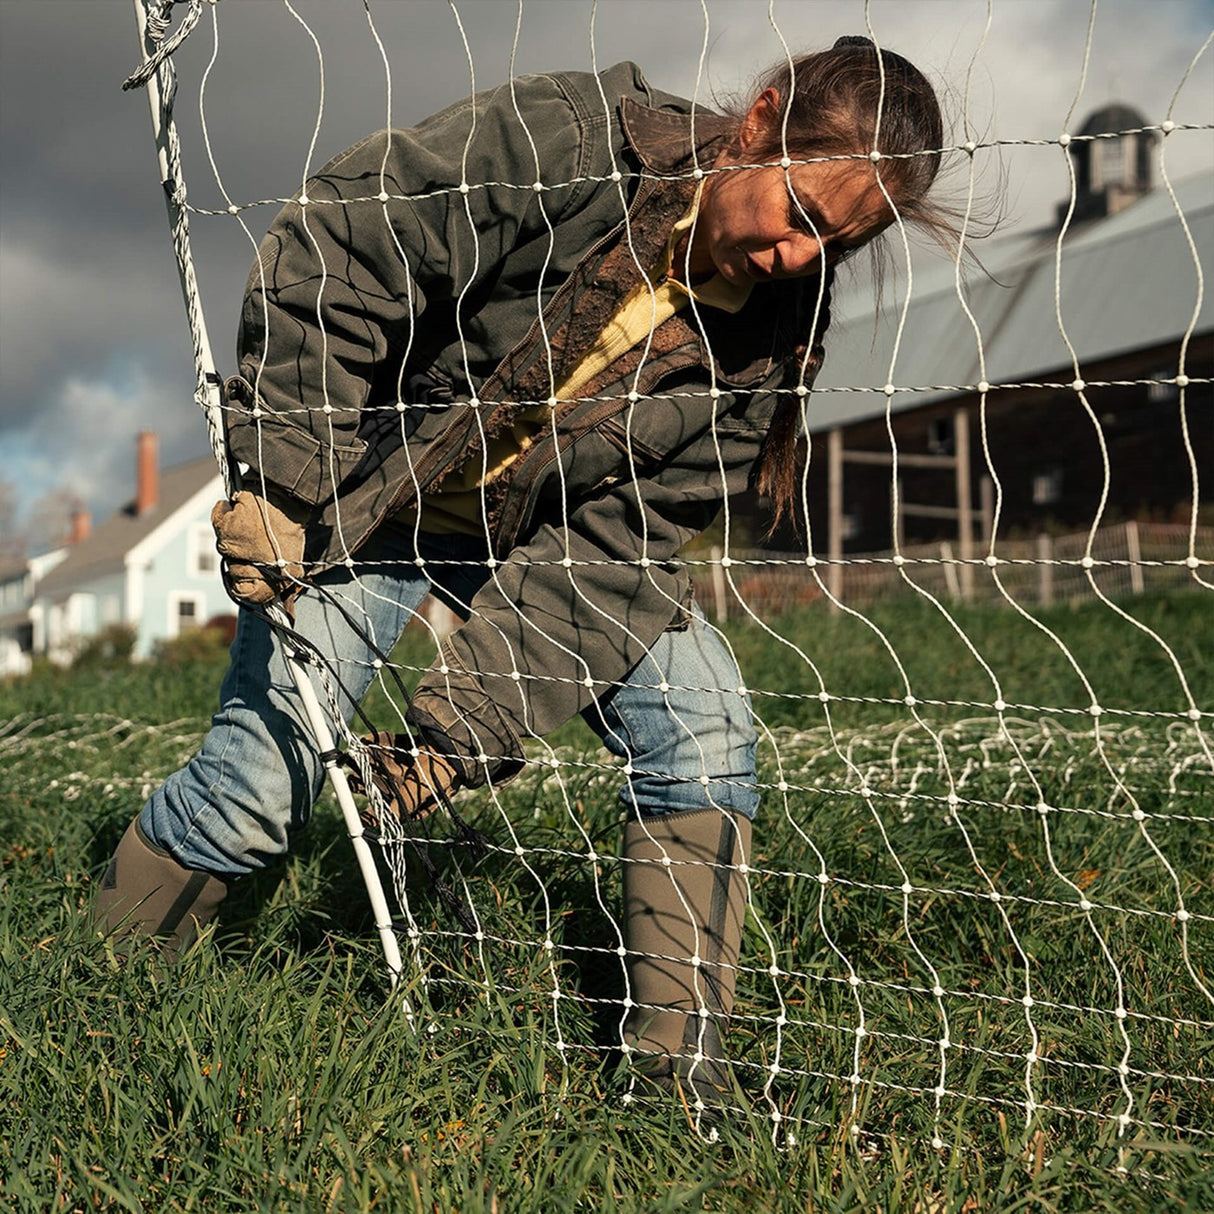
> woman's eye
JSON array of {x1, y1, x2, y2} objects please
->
[{"x1": 788, "y1": 197, "x2": 824, "y2": 239}]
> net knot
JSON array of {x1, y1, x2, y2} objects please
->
[{"x1": 123, "y1": 0, "x2": 205, "y2": 92}]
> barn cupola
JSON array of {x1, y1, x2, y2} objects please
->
[{"x1": 1057, "y1": 103, "x2": 1158, "y2": 226}]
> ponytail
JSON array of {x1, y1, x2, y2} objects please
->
[{"x1": 756, "y1": 274, "x2": 834, "y2": 535}]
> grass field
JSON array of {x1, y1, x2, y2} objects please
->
[{"x1": 1, "y1": 591, "x2": 1210, "y2": 1211}]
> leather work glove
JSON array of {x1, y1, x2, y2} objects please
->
[
  {"x1": 211, "y1": 490, "x2": 307, "y2": 613},
  {"x1": 351, "y1": 731, "x2": 462, "y2": 828}
]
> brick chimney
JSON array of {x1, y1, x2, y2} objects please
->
[
  {"x1": 69, "y1": 506, "x2": 92, "y2": 545},
  {"x1": 136, "y1": 431, "x2": 159, "y2": 516}
]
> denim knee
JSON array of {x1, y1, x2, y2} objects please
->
[
  {"x1": 621, "y1": 705, "x2": 759, "y2": 820},
  {"x1": 587, "y1": 611, "x2": 760, "y2": 821},
  {"x1": 139, "y1": 549, "x2": 435, "y2": 878},
  {"x1": 139, "y1": 611, "x2": 327, "y2": 876}
]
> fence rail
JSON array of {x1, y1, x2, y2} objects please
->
[{"x1": 697, "y1": 522, "x2": 1211, "y2": 619}]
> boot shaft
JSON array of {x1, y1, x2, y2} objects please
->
[
  {"x1": 621, "y1": 808, "x2": 752, "y2": 1079},
  {"x1": 93, "y1": 819, "x2": 228, "y2": 959}
]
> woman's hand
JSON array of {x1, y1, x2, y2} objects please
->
[
  {"x1": 211, "y1": 490, "x2": 307, "y2": 612},
  {"x1": 352, "y1": 732, "x2": 462, "y2": 826}
]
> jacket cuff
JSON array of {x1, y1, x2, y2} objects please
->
[
  {"x1": 407, "y1": 647, "x2": 528, "y2": 790},
  {"x1": 223, "y1": 374, "x2": 369, "y2": 508}
]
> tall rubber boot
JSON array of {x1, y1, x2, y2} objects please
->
[
  {"x1": 92, "y1": 818, "x2": 228, "y2": 960},
  {"x1": 622, "y1": 807, "x2": 752, "y2": 1114}
]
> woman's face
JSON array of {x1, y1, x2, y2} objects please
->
[{"x1": 684, "y1": 90, "x2": 895, "y2": 285}]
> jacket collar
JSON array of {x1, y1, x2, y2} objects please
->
[{"x1": 618, "y1": 95, "x2": 735, "y2": 175}]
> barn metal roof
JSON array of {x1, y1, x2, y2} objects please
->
[
  {"x1": 810, "y1": 172, "x2": 1213, "y2": 429},
  {"x1": 1079, "y1": 104, "x2": 1149, "y2": 136}
]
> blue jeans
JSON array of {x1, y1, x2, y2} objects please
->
[{"x1": 141, "y1": 526, "x2": 758, "y2": 878}]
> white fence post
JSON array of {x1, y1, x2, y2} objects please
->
[
  {"x1": 940, "y1": 541, "x2": 960, "y2": 601},
  {"x1": 709, "y1": 545, "x2": 728, "y2": 622},
  {"x1": 1126, "y1": 519, "x2": 1144, "y2": 596},
  {"x1": 1037, "y1": 533, "x2": 1054, "y2": 606},
  {"x1": 955, "y1": 407, "x2": 974, "y2": 600},
  {"x1": 828, "y1": 427, "x2": 844, "y2": 605}
]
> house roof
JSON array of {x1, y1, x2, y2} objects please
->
[
  {"x1": 35, "y1": 455, "x2": 221, "y2": 597},
  {"x1": 810, "y1": 172, "x2": 1213, "y2": 429}
]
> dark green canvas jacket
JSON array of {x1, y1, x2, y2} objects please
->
[{"x1": 223, "y1": 61, "x2": 828, "y2": 784}]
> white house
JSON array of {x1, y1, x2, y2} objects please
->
[
  {"x1": 30, "y1": 434, "x2": 228, "y2": 663},
  {"x1": 0, "y1": 547, "x2": 67, "y2": 676}
]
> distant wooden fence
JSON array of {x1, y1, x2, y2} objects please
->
[{"x1": 693, "y1": 523, "x2": 1210, "y2": 620}]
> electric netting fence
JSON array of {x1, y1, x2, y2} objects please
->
[{"x1": 123, "y1": 0, "x2": 1210, "y2": 1166}]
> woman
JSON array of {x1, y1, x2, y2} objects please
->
[{"x1": 96, "y1": 37, "x2": 949, "y2": 1107}]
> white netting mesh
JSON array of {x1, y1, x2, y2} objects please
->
[{"x1": 124, "y1": 0, "x2": 1210, "y2": 1160}]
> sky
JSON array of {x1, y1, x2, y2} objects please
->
[{"x1": 1, "y1": 0, "x2": 1211, "y2": 547}]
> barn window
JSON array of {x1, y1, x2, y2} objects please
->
[
  {"x1": 1032, "y1": 468, "x2": 1063, "y2": 506},
  {"x1": 1148, "y1": 371, "x2": 1178, "y2": 403},
  {"x1": 927, "y1": 417, "x2": 955, "y2": 456}
]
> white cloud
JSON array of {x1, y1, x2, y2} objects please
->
[{"x1": 7, "y1": 366, "x2": 204, "y2": 530}]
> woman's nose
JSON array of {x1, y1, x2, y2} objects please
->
[{"x1": 777, "y1": 233, "x2": 824, "y2": 277}]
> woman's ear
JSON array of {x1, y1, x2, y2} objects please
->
[{"x1": 739, "y1": 87, "x2": 782, "y2": 151}]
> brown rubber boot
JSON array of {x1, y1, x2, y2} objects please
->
[
  {"x1": 621, "y1": 807, "x2": 752, "y2": 1116},
  {"x1": 92, "y1": 819, "x2": 228, "y2": 960}
]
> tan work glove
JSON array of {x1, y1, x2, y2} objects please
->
[
  {"x1": 211, "y1": 490, "x2": 307, "y2": 611},
  {"x1": 351, "y1": 731, "x2": 462, "y2": 827}
]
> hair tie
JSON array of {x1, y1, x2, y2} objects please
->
[{"x1": 833, "y1": 35, "x2": 875, "y2": 50}]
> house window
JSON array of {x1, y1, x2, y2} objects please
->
[
  {"x1": 48, "y1": 604, "x2": 65, "y2": 649},
  {"x1": 169, "y1": 591, "x2": 205, "y2": 637},
  {"x1": 1032, "y1": 468, "x2": 1064, "y2": 506},
  {"x1": 67, "y1": 592, "x2": 97, "y2": 636},
  {"x1": 189, "y1": 522, "x2": 219, "y2": 577}
]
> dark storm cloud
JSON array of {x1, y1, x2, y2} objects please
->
[
  {"x1": 1, "y1": 0, "x2": 1210, "y2": 527},
  {"x1": 1, "y1": 1, "x2": 178, "y2": 408},
  {"x1": 0, "y1": 0, "x2": 739, "y2": 507}
]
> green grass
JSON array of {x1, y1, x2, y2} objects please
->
[{"x1": 1, "y1": 593, "x2": 1211, "y2": 1211}]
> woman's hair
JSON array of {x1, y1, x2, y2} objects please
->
[
  {"x1": 735, "y1": 36, "x2": 947, "y2": 232},
  {"x1": 727, "y1": 38, "x2": 956, "y2": 533}
]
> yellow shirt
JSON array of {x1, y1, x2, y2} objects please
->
[{"x1": 409, "y1": 198, "x2": 751, "y2": 535}]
